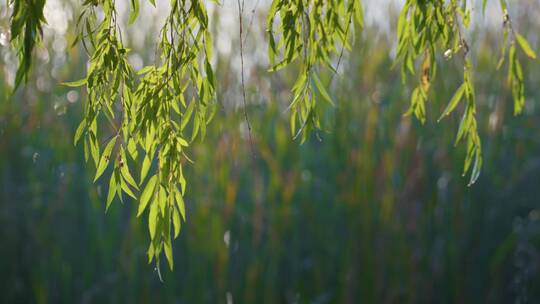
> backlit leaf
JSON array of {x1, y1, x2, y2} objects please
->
[
  {"x1": 138, "y1": 174, "x2": 157, "y2": 217},
  {"x1": 94, "y1": 137, "x2": 117, "y2": 182}
]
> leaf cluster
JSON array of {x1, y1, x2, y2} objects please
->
[
  {"x1": 67, "y1": 0, "x2": 217, "y2": 272},
  {"x1": 5, "y1": 0, "x2": 537, "y2": 270},
  {"x1": 267, "y1": 0, "x2": 363, "y2": 142}
]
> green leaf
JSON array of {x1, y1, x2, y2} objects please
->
[
  {"x1": 120, "y1": 177, "x2": 137, "y2": 200},
  {"x1": 164, "y1": 239, "x2": 174, "y2": 270},
  {"x1": 205, "y1": 60, "x2": 215, "y2": 90},
  {"x1": 499, "y1": 0, "x2": 507, "y2": 11},
  {"x1": 174, "y1": 188, "x2": 186, "y2": 221},
  {"x1": 178, "y1": 137, "x2": 189, "y2": 147},
  {"x1": 106, "y1": 171, "x2": 117, "y2": 211},
  {"x1": 148, "y1": 201, "x2": 158, "y2": 239},
  {"x1": 120, "y1": 159, "x2": 139, "y2": 190},
  {"x1": 127, "y1": 138, "x2": 138, "y2": 160},
  {"x1": 158, "y1": 185, "x2": 167, "y2": 215},
  {"x1": 468, "y1": 149, "x2": 482, "y2": 186},
  {"x1": 182, "y1": 100, "x2": 195, "y2": 131},
  {"x1": 313, "y1": 73, "x2": 335, "y2": 106},
  {"x1": 439, "y1": 83, "x2": 465, "y2": 121},
  {"x1": 140, "y1": 155, "x2": 152, "y2": 185},
  {"x1": 128, "y1": 0, "x2": 140, "y2": 25},
  {"x1": 138, "y1": 174, "x2": 157, "y2": 216},
  {"x1": 515, "y1": 33, "x2": 537, "y2": 59},
  {"x1": 94, "y1": 137, "x2": 117, "y2": 182},
  {"x1": 455, "y1": 107, "x2": 471, "y2": 145},
  {"x1": 172, "y1": 207, "x2": 181, "y2": 238},
  {"x1": 89, "y1": 135, "x2": 100, "y2": 167},
  {"x1": 62, "y1": 78, "x2": 87, "y2": 87},
  {"x1": 137, "y1": 66, "x2": 154, "y2": 75},
  {"x1": 73, "y1": 120, "x2": 86, "y2": 146},
  {"x1": 147, "y1": 243, "x2": 155, "y2": 264},
  {"x1": 179, "y1": 169, "x2": 187, "y2": 195}
]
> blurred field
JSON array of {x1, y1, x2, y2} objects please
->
[{"x1": 0, "y1": 1, "x2": 539, "y2": 303}]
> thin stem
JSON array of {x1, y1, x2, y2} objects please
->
[{"x1": 237, "y1": 0, "x2": 255, "y2": 159}]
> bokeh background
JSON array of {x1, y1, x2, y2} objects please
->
[{"x1": 1, "y1": 0, "x2": 539, "y2": 303}]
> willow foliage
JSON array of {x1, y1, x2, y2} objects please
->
[
  {"x1": 67, "y1": 0, "x2": 217, "y2": 271},
  {"x1": 267, "y1": 0, "x2": 363, "y2": 141},
  {"x1": 396, "y1": 0, "x2": 535, "y2": 185},
  {"x1": 6, "y1": 0, "x2": 537, "y2": 270}
]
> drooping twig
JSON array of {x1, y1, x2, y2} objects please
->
[{"x1": 237, "y1": 0, "x2": 256, "y2": 159}]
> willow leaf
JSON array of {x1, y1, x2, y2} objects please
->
[{"x1": 138, "y1": 174, "x2": 158, "y2": 217}]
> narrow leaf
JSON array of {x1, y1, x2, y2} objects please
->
[
  {"x1": 62, "y1": 78, "x2": 87, "y2": 87},
  {"x1": 313, "y1": 73, "x2": 335, "y2": 106},
  {"x1": 439, "y1": 83, "x2": 466, "y2": 121},
  {"x1": 94, "y1": 137, "x2": 117, "y2": 182},
  {"x1": 138, "y1": 174, "x2": 157, "y2": 216},
  {"x1": 516, "y1": 33, "x2": 537, "y2": 59},
  {"x1": 106, "y1": 172, "x2": 117, "y2": 211},
  {"x1": 148, "y1": 201, "x2": 158, "y2": 239}
]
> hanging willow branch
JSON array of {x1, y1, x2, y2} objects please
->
[
  {"x1": 8, "y1": 0, "x2": 46, "y2": 89},
  {"x1": 6, "y1": 0, "x2": 537, "y2": 270},
  {"x1": 267, "y1": 0, "x2": 363, "y2": 142},
  {"x1": 394, "y1": 0, "x2": 535, "y2": 185},
  {"x1": 66, "y1": 0, "x2": 217, "y2": 271}
]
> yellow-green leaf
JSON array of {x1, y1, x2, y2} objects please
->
[
  {"x1": 439, "y1": 83, "x2": 465, "y2": 121},
  {"x1": 140, "y1": 155, "x2": 152, "y2": 185},
  {"x1": 62, "y1": 78, "x2": 87, "y2": 87},
  {"x1": 138, "y1": 174, "x2": 157, "y2": 216},
  {"x1": 516, "y1": 33, "x2": 537, "y2": 59},
  {"x1": 148, "y1": 201, "x2": 158, "y2": 239},
  {"x1": 164, "y1": 239, "x2": 174, "y2": 270},
  {"x1": 120, "y1": 161, "x2": 139, "y2": 190},
  {"x1": 94, "y1": 137, "x2": 117, "y2": 182},
  {"x1": 174, "y1": 188, "x2": 186, "y2": 221},
  {"x1": 313, "y1": 73, "x2": 335, "y2": 106},
  {"x1": 172, "y1": 207, "x2": 181, "y2": 238},
  {"x1": 106, "y1": 172, "x2": 117, "y2": 211}
]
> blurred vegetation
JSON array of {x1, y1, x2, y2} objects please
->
[{"x1": 1, "y1": 1, "x2": 540, "y2": 303}]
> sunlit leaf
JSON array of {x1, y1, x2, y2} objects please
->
[
  {"x1": 515, "y1": 33, "x2": 537, "y2": 59},
  {"x1": 106, "y1": 171, "x2": 117, "y2": 211},
  {"x1": 62, "y1": 78, "x2": 87, "y2": 87},
  {"x1": 439, "y1": 83, "x2": 465, "y2": 121},
  {"x1": 138, "y1": 174, "x2": 157, "y2": 217},
  {"x1": 94, "y1": 137, "x2": 117, "y2": 182},
  {"x1": 148, "y1": 200, "x2": 158, "y2": 239}
]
